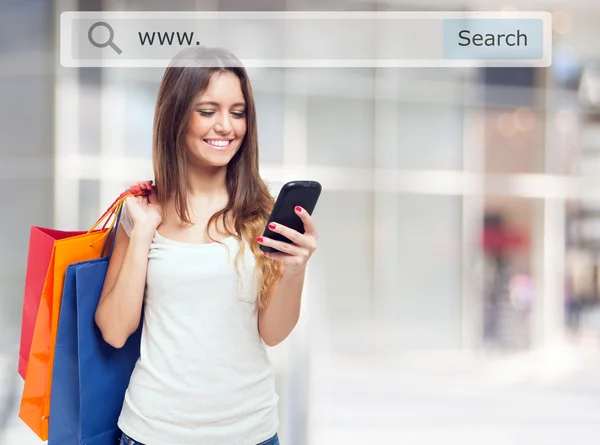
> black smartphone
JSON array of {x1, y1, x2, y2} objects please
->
[{"x1": 260, "y1": 180, "x2": 322, "y2": 253}]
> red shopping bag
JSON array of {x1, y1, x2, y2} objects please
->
[{"x1": 18, "y1": 227, "x2": 85, "y2": 379}]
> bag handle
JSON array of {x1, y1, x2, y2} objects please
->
[
  {"x1": 88, "y1": 189, "x2": 135, "y2": 233},
  {"x1": 87, "y1": 184, "x2": 153, "y2": 249},
  {"x1": 100, "y1": 200, "x2": 124, "y2": 258}
]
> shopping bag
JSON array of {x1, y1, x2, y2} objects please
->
[
  {"x1": 79, "y1": 259, "x2": 142, "y2": 445},
  {"x1": 49, "y1": 204, "x2": 142, "y2": 445},
  {"x1": 19, "y1": 232, "x2": 110, "y2": 439},
  {"x1": 19, "y1": 188, "x2": 144, "y2": 440},
  {"x1": 47, "y1": 262, "x2": 83, "y2": 444},
  {"x1": 19, "y1": 227, "x2": 85, "y2": 379}
]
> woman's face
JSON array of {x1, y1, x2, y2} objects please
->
[{"x1": 185, "y1": 71, "x2": 247, "y2": 169}]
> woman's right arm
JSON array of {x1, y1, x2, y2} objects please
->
[
  {"x1": 94, "y1": 224, "x2": 154, "y2": 348},
  {"x1": 95, "y1": 189, "x2": 160, "y2": 348}
]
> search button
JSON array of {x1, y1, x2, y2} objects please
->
[
  {"x1": 443, "y1": 19, "x2": 543, "y2": 60},
  {"x1": 88, "y1": 22, "x2": 122, "y2": 55}
]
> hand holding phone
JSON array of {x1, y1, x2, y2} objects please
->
[{"x1": 260, "y1": 180, "x2": 322, "y2": 254}]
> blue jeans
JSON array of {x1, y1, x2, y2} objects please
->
[{"x1": 120, "y1": 432, "x2": 280, "y2": 445}]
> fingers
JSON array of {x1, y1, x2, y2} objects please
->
[
  {"x1": 260, "y1": 207, "x2": 319, "y2": 273},
  {"x1": 124, "y1": 195, "x2": 138, "y2": 207},
  {"x1": 129, "y1": 180, "x2": 154, "y2": 196},
  {"x1": 266, "y1": 222, "x2": 316, "y2": 251},
  {"x1": 128, "y1": 195, "x2": 148, "y2": 208},
  {"x1": 256, "y1": 236, "x2": 303, "y2": 256},
  {"x1": 294, "y1": 206, "x2": 318, "y2": 239},
  {"x1": 140, "y1": 180, "x2": 153, "y2": 191}
]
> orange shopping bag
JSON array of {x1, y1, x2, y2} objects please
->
[{"x1": 18, "y1": 187, "x2": 148, "y2": 440}]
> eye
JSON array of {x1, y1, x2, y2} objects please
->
[
  {"x1": 197, "y1": 110, "x2": 214, "y2": 117},
  {"x1": 232, "y1": 111, "x2": 246, "y2": 119}
]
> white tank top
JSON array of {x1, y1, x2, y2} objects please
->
[{"x1": 117, "y1": 182, "x2": 281, "y2": 445}]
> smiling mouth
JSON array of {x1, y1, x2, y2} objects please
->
[{"x1": 203, "y1": 139, "x2": 233, "y2": 150}]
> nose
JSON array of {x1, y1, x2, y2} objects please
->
[{"x1": 214, "y1": 112, "x2": 233, "y2": 134}]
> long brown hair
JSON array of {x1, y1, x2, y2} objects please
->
[{"x1": 152, "y1": 47, "x2": 283, "y2": 308}]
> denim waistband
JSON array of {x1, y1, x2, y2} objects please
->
[{"x1": 120, "y1": 432, "x2": 280, "y2": 445}]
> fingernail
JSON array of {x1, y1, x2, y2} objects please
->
[
  {"x1": 295, "y1": 206, "x2": 302, "y2": 213},
  {"x1": 268, "y1": 223, "x2": 276, "y2": 230},
  {"x1": 257, "y1": 237, "x2": 264, "y2": 243}
]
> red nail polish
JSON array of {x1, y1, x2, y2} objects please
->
[
  {"x1": 295, "y1": 206, "x2": 302, "y2": 212},
  {"x1": 257, "y1": 237, "x2": 263, "y2": 243},
  {"x1": 268, "y1": 223, "x2": 276, "y2": 230}
]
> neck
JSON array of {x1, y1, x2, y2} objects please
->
[{"x1": 185, "y1": 164, "x2": 229, "y2": 198}]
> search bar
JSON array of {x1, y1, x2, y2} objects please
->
[{"x1": 60, "y1": 11, "x2": 552, "y2": 68}]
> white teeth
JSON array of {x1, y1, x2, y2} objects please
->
[{"x1": 205, "y1": 139, "x2": 230, "y2": 147}]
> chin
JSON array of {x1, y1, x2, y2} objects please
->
[
  {"x1": 190, "y1": 151, "x2": 238, "y2": 169},
  {"x1": 207, "y1": 158, "x2": 232, "y2": 168}
]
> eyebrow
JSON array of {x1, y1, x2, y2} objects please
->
[{"x1": 195, "y1": 101, "x2": 246, "y2": 107}]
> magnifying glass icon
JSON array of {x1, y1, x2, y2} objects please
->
[{"x1": 88, "y1": 22, "x2": 122, "y2": 55}]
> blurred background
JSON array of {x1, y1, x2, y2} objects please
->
[{"x1": 3, "y1": 0, "x2": 600, "y2": 444}]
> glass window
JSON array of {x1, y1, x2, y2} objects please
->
[
  {"x1": 255, "y1": 91, "x2": 284, "y2": 164},
  {"x1": 392, "y1": 103, "x2": 464, "y2": 170},
  {"x1": 78, "y1": 179, "x2": 100, "y2": 230},
  {"x1": 376, "y1": 194, "x2": 463, "y2": 349},
  {"x1": 306, "y1": 95, "x2": 374, "y2": 168},
  {"x1": 78, "y1": 81, "x2": 102, "y2": 155},
  {"x1": 314, "y1": 190, "x2": 374, "y2": 324},
  {"x1": 123, "y1": 81, "x2": 156, "y2": 158}
]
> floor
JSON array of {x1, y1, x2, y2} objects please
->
[
  {"x1": 3, "y1": 335, "x2": 600, "y2": 445},
  {"x1": 307, "y1": 337, "x2": 600, "y2": 445}
]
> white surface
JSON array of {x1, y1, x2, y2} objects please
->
[{"x1": 4, "y1": 338, "x2": 600, "y2": 445}]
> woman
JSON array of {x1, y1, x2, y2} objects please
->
[{"x1": 95, "y1": 47, "x2": 319, "y2": 445}]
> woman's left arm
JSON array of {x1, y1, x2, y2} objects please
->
[{"x1": 256, "y1": 205, "x2": 318, "y2": 347}]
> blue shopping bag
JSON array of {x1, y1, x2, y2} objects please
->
[
  {"x1": 76, "y1": 259, "x2": 141, "y2": 445},
  {"x1": 49, "y1": 204, "x2": 142, "y2": 445},
  {"x1": 48, "y1": 263, "x2": 81, "y2": 443}
]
